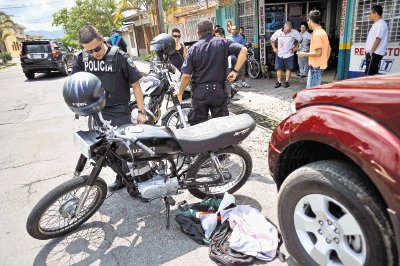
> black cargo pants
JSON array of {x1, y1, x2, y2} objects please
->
[{"x1": 188, "y1": 87, "x2": 229, "y2": 126}]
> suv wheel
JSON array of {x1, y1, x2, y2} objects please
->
[
  {"x1": 278, "y1": 160, "x2": 397, "y2": 266},
  {"x1": 24, "y1": 71, "x2": 35, "y2": 80},
  {"x1": 60, "y1": 61, "x2": 68, "y2": 76}
]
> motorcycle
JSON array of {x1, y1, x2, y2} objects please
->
[
  {"x1": 26, "y1": 109, "x2": 256, "y2": 240},
  {"x1": 245, "y1": 43, "x2": 261, "y2": 79},
  {"x1": 88, "y1": 59, "x2": 192, "y2": 130}
]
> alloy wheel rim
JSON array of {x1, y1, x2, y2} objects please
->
[{"x1": 293, "y1": 194, "x2": 367, "y2": 265}]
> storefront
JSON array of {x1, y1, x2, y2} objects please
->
[
  {"x1": 258, "y1": 0, "x2": 340, "y2": 71},
  {"x1": 346, "y1": 0, "x2": 400, "y2": 78}
]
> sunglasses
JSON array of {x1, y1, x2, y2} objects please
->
[
  {"x1": 173, "y1": 35, "x2": 181, "y2": 38},
  {"x1": 86, "y1": 43, "x2": 102, "y2": 54}
]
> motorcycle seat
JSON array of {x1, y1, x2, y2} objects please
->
[{"x1": 171, "y1": 114, "x2": 256, "y2": 155}]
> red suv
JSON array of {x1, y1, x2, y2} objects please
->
[{"x1": 268, "y1": 74, "x2": 400, "y2": 265}]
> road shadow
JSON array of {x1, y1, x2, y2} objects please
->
[
  {"x1": 33, "y1": 192, "x2": 205, "y2": 265},
  {"x1": 250, "y1": 173, "x2": 275, "y2": 185},
  {"x1": 24, "y1": 72, "x2": 69, "y2": 82},
  {"x1": 32, "y1": 191, "x2": 293, "y2": 265}
]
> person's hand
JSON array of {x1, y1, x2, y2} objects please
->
[
  {"x1": 137, "y1": 113, "x2": 148, "y2": 124},
  {"x1": 227, "y1": 71, "x2": 238, "y2": 82},
  {"x1": 273, "y1": 47, "x2": 278, "y2": 54},
  {"x1": 173, "y1": 90, "x2": 183, "y2": 103},
  {"x1": 297, "y1": 51, "x2": 305, "y2": 57},
  {"x1": 291, "y1": 47, "x2": 297, "y2": 53}
]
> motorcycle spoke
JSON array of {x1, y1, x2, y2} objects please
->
[{"x1": 38, "y1": 186, "x2": 100, "y2": 233}]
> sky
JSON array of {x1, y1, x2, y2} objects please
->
[{"x1": 0, "y1": 0, "x2": 76, "y2": 32}]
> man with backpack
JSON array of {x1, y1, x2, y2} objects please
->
[{"x1": 107, "y1": 28, "x2": 128, "y2": 53}]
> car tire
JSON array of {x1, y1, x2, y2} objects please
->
[
  {"x1": 278, "y1": 160, "x2": 397, "y2": 266},
  {"x1": 60, "y1": 60, "x2": 69, "y2": 76},
  {"x1": 24, "y1": 71, "x2": 35, "y2": 80}
]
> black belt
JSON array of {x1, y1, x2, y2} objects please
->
[{"x1": 192, "y1": 82, "x2": 225, "y2": 90}]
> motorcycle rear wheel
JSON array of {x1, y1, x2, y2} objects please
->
[
  {"x1": 187, "y1": 145, "x2": 252, "y2": 199},
  {"x1": 26, "y1": 175, "x2": 107, "y2": 240}
]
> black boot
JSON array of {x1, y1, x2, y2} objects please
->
[{"x1": 108, "y1": 175, "x2": 125, "y2": 191}]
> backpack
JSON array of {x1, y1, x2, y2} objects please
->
[
  {"x1": 209, "y1": 218, "x2": 286, "y2": 265},
  {"x1": 175, "y1": 196, "x2": 223, "y2": 245},
  {"x1": 209, "y1": 221, "x2": 255, "y2": 265}
]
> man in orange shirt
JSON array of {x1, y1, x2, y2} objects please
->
[{"x1": 297, "y1": 10, "x2": 331, "y2": 88}]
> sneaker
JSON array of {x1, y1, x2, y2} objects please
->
[
  {"x1": 284, "y1": 81, "x2": 290, "y2": 88},
  {"x1": 233, "y1": 82, "x2": 242, "y2": 87},
  {"x1": 296, "y1": 73, "x2": 301, "y2": 76},
  {"x1": 242, "y1": 82, "x2": 251, "y2": 88},
  {"x1": 274, "y1": 81, "x2": 281, "y2": 88}
]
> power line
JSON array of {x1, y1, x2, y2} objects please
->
[{"x1": 0, "y1": 1, "x2": 63, "y2": 9}]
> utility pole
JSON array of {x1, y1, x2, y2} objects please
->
[{"x1": 155, "y1": 0, "x2": 165, "y2": 33}]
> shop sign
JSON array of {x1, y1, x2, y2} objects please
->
[
  {"x1": 349, "y1": 43, "x2": 400, "y2": 78},
  {"x1": 340, "y1": 0, "x2": 346, "y2": 36},
  {"x1": 259, "y1": 0, "x2": 265, "y2": 35},
  {"x1": 260, "y1": 38, "x2": 265, "y2": 64}
]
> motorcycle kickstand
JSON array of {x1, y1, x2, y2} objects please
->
[{"x1": 164, "y1": 196, "x2": 176, "y2": 229}]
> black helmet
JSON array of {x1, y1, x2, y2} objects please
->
[
  {"x1": 63, "y1": 72, "x2": 106, "y2": 116},
  {"x1": 150, "y1": 33, "x2": 175, "y2": 58}
]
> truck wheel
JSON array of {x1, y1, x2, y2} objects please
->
[
  {"x1": 60, "y1": 61, "x2": 69, "y2": 76},
  {"x1": 278, "y1": 160, "x2": 397, "y2": 266},
  {"x1": 25, "y1": 71, "x2": 35, "y2": 80}
]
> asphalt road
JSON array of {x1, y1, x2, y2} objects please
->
[{"x1": 0, "y1": 63, "x2": 297, "y2": 266}]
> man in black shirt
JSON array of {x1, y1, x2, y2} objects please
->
[
  {"x1": 174, "y1": 20, "x2": 247, "y2": 125},
  {"x1": 72, "y1": 25, "x2": 147, "y2": 191}
]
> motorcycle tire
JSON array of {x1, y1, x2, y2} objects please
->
[
  {"x1": 26, "y1": 175, "x2": 107, "y2": 240},
  {"x1": 187, "y1": 145, "x2": 252, "y2": 199},
  {"x1": 161, "y1": 102, "x2": 192, "y2": 129},
  {"x1": 247, "y1": 60, "x2": 261, "y2": 79}
]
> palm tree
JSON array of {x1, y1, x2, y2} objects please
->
[{"x1": 0, "y1": 11, "x2": 16, "y2": 54}]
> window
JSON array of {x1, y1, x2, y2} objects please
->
[{"x1": 353, "y1": 0, "x2": 400, "y2": 43}]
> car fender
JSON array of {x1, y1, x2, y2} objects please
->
[{"x1": 270, "y1": 105, "x2": 400, "y2": 214}]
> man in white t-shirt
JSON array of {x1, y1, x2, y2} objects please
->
[
  {"x1": 365, "y1": 4, "x2": 388, "y2": 75},
  {"x1": 270, "y1": 21, "x2": 301, "y2": 88}
]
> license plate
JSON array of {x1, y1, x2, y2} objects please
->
[
  {"x1": 33, "y1": 54, "x2": 42, "y2": 59},
  {"x1": 73, "y1": 131, "x2": 101, "y2": 159}
]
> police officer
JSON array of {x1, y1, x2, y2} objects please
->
[
  {"x1": 72, "y1": 25, "x2": 147, "y2": 191},
  {"x1": 174, "y1": 20, "x2": 247, "y2": 125}
]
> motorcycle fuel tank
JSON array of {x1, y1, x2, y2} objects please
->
[{"x1": 114, "y1": 124, "x2": 182, "y2": 161}]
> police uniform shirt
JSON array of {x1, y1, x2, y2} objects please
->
[
  {"x1": 181, "y1": 34, "x2": 243, "y2": 84},
  {"x1": 71, "y1": 46, "x2": 142, "y2": 106}
]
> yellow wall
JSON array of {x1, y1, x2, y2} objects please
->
[{"x1": 3, "y1": 29, "x2": 21, "y2": 58}]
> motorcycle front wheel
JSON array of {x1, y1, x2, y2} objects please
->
[
  {"x1": 187, "y1": 145, "x2": 252, "y2": 199},
  {"x1": 247, "y1": 59, "x2": 261, "y2": 79},
  {"x1": 26, "y1": 175, "x2": 107, "y2": 240}
]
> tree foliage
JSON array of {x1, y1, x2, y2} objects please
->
[
  {"x1": 52, "y1": 0, "x2": 122, "y2": 48},
  {"x1": 0, "y1": 11, "x2": 16, "y2": 53}
]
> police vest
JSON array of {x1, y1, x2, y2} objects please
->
[{"x1": 81, "y1": 46, "x2": 130, "y2": 107}]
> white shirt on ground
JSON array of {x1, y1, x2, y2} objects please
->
[
  {"x1": 366, "y1": 18, "x2": 389, "y2": 56},
  {"x1": 270, "y1": 28, "x2": 302, "y2": 58}
]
